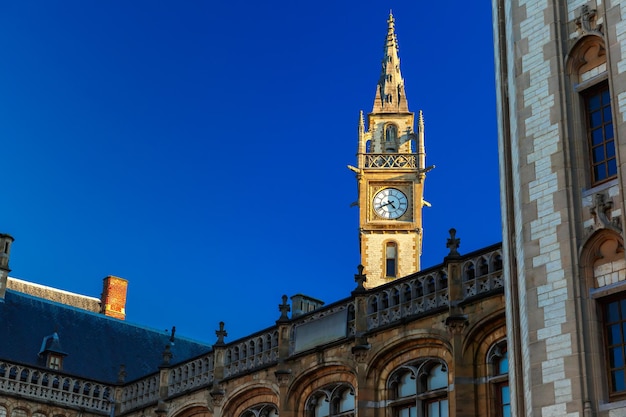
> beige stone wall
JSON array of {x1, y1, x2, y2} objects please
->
[
  {"x1": 361, "y1": 232, "x2": 418, "y2": 288},
  {"x1": 494, "y1": 0, "x2": 626, "y2": 415}
]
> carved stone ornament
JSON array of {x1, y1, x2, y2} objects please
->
[
  {"x1": 275, "y1": 369, "x2": 292, "y2": 387},
  {"x1": 588, "y1": 193, "x2": 622, "y2": 234},
  {"x1": 210, "y1": 387, "x2": 226, "y2": 407},
  {"x1": 445, "y1": 314, "x2": 468, "y2": 335},
  {"x1": 351, "y1": 343, "x2": 371, "y2": 363},
  {"x1": 446, "y1": 228, "x2": 461, "y2": 258},
  {"x1": 575, "y1": 5, "x2": 603, "y2": 37},
  {"x1": 155, "y1": 400, "x2": 168, "y2": 417}
]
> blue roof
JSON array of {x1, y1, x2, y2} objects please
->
[{"x1": 0, "y1": 290, "x2": 211, "y2": 383}]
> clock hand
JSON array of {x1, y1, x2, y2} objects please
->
[{"x1": 389, "y1": 200, "x2": 396, "y2": 209}]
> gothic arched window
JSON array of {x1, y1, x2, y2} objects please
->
[
  {"x1": 488, "y1": 340, "x2": 510, "y2": 417},
  {"x1": 240, "y1": 403, "x2": 278, "y2": 417},
  {"x1": 388, "y1": 360, "x2": 449, "y2": 417},
  {"x1": 306, "y1": 384, "x2": 355, "y2": 417}
]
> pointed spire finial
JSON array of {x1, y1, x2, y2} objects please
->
[{"x1": 373, "y1": 12, "x2": 409, "y2": 113}]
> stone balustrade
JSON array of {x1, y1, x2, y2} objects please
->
[
  {"x1": 224, "y1": 329, "x2": 279, "y2": 378},
  {"x1": 0, "y1": 362, "x2": 112, "y2": 414}
]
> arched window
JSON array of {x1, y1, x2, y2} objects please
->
[
  {"x1": 389, "y1": 360, "x2": 448, "y2": 417},
  {"x1": 307, "y1": 384, "x2": 355, "y2": 417},
  {"x1": 240, "y1": 403, "x2": 278, "y2": 417},
  {"x1": 566, "y1": 35, "x2": 615, "y2": 186},
  {"x1": 386, "y1": 242, "x2": 398, "y2": 278},
  {"x1": 488, "y1": 340, "x2": 510, "y2": 417},
  {"x1": 581, "y1": 231, "x2": 626, "y2": 399}
]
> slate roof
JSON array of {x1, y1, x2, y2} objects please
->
[{"x1": 0, "y1": 289, "x2": 211, "y2": 384}]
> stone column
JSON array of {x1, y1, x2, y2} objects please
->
[
  {"x1": 351, "y1": 265, "x2": 373, "y2": 417},
  {"x1": 444, "y1": 229, "x2": 472, "y2": 417}
]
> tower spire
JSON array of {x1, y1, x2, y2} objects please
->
[{"x1": 373, "y1": 10, "x2": 409, "y2": 113}]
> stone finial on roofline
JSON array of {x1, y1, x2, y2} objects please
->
[{"x1": 0, "y1": 233, "x2": 14, "y2": 300}]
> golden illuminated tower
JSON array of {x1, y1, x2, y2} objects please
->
[{"x1": 349, "y1": 12, "x2": 430, "y2": 289}]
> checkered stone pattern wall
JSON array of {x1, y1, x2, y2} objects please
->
[{"x1": 495, "y1": 0, "x2": 626, "y2": 415}]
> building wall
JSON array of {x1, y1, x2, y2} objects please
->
[{"x1": 493, "y1": 0, "x2": 626, "y2": 415}]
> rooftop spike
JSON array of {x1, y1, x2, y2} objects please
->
[{"x1": 372, "y1": 12, "x2": 409, "y2": 113}]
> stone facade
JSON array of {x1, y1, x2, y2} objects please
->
[
  {"x1": 493, "y1": 0, "x2": 626, "y2": 415},
  {"x1": 0, "y1": 243, "x2": 506, "y2": 417}
]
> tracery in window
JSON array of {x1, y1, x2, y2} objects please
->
[
  {"x1": 240, "y1": 403, "x2": 278, "y2": 417},
  {"x1": 488, "y1": 340, "x2": 509, "y2": 417},
  {"x1": 389, "y1": 360, "x2": 448, "y2": 417},
  {"x1": 306, "y1": 384, "x2": 355, "y2": 417}
]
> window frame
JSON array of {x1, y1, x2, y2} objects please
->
[
  {"x1": 385, "y1": 241, "x2": 398, "y2": 278},
  {"x1": 602, "y1": 294, "x2": 626, "y2": 400},
  {"x1": 487, "y1": 340, "x2": 509, "y2": 417},
  {"x1": 306, "y1": 384, "x2": 355, "y2": 417},
  {"x1": 387, "y1": 360, "x2": 449, "y2": 417},
  {"x1": 583, "y1": 81, "x2": 616, "y2": 185}
]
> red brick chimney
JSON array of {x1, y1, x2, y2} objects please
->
[{"x1": 100, "y1": 276, "x2": 128, "y2": 320}]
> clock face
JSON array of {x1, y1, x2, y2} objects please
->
[{"x1": 373, "y1": 188, "x2": 408, "y2": 219}]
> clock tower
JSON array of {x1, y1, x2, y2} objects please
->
[{"x1": 349, "y1": 12, "x2": 430, "y2": 289}]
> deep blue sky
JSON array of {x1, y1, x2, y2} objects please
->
[{"x1": 0, "y1": 2, "x2": 500, "y2": 343}]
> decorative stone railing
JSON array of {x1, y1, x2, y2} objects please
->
[
  {"x1": 366, "y1": 268, "x2": 449, "y2": 330},
  {"x1": 365, "y1": 153, "x2": 417, "y2": 168},
  {"x1": 0, "y1": 362, "x2": 112, "y2": 415},
  {"x1": 461, "y1": 249, "x2": 504, "y2": 299},
  {"x1": 120, "y1": 373, "x2": 159, "y2": 413},
  {"x1": 224, "y1": 329, "x2": 279, "y2": 378},
  {"x1": 168, "y1": 353, "x2": 214, "y2": 396}
]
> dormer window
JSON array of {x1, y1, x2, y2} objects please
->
[
  {"x1": 39, "y1": 332, "x2": 67, "y2": 371},
  {"x1": 48, "y1": 354, "x2": 63, "y2": 370}
]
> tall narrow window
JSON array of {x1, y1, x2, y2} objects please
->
[
  {"x1": 386, "y1": 242, "x2": 397, "y2": 278},
  {"x1": 495, "y1": 351, "x2": 510, "y2": 417},
  {"x1": 585, "y1": 82, "x2": 616, "y2": 184},
  {"x1": 604, "y1": 296, "x2": 626, "y2": 397},
  {"x1": 489, "y1": 340, "x2": 510, "y2": 417}
]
